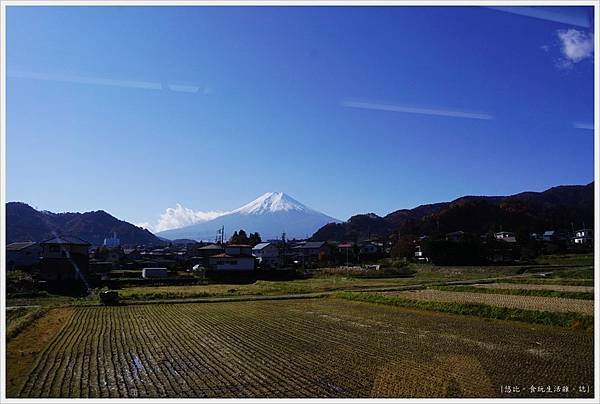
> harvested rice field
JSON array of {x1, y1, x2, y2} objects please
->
[
  {"x1": 473, "y1": 283, "x2": 594, "y2": 293},
  {"x1": 6, "y1": 298, "x2": 594, "y2": 398},
  {"x1": 382, "y1": 289, "x2": 594, "y2": 315}
]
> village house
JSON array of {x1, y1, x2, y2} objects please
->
[
  {"x1": 208, "y1": 244, "x2": 255, "y2": 271},
  {"x1": 359, "y1": 241, "x2": 381, "y2": 255},
  {"x1": 337, "y1": 242, "x2": 357, "y2": 265},
  {"x1": 197, "y1": 243, "x2": 224, "y2": 258},
  {"x1": 6, "y1": 241, "x2": 42, "y2": 271},
  {"x1": 572, "y1": 229, "x2": 593, "y2": 246},
  {"x1": 123, "y1": 248, "x2": 142, "y2": 261},
  {"x1": 494, "y1": 231, "x2": 517, "y2": 243},
  {"x1": 294, "y1": 241, "x2": 331, "y2": 266},
  {"x1": 445, "y1": 231, "x2": 466, "y2": 242},
  {"x1": 414, "y1": 236, "x2": 429, "y2": 262},
  {"x1": 252, "y1": 242, "x2": 281, "y2": 269},
  {"x1": 104, "y1": 247, "x2": 124, "y2": 269},
  {"x1": 543, "y1": 230, "x2": 568, "y2": 243},
  {"x1": 38, "y1": 236, "x2": 91, "y2": 281},
  {"x1": 414, "y1": 245, "x2": 428, "y2": 262},
  {"x1": 103, "y1": 232, "x2": 120, "y2": 248},
  {"x1": 142, "y1": 267, "x2": 169, "y2": 278},
  {"x1": 187, "y1": 244, "x2": 226, "y2": 269},
  {"x1": 530, "y1": 232, "x2": 543, "y2": 241},
  {"x1": 358, "y1": 241, "x2": 385, "y2": 260}
]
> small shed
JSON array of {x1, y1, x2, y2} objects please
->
[{"x1": 142, "y1": 267, "x2": 169, "y2": 278}]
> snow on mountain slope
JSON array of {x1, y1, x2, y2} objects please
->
[
  {"x1": 156, "y1": 192, "x2": 339, "y2": 241},
  {"x1": 230, "y1": 192, "x2": 315, "y2": 215}
]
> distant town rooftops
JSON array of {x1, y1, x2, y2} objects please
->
[
  {"x1": 199, "y1": 244, "x2": 224, "y2": 250},
  {"x1": 299, "y1": 241, "x2": 326, "y2": 249},
  {"x1": 39, "y1": 235, "x2": 91, "y2": 246},
  {"x1": 6, "y1": 241, "x2": 37, "y2": 251},
  {"x1": 446, "y1": 231, "x2": 465, "y2": 236},
  {"x1": 227, "y1": 244, "x2": 252, "y2": 248}
]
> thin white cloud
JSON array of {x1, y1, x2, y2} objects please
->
[
  {"x1": 8, "y1": 70, "x2": 211, "y2": 93},
  {"x1": 573, "y1": 122, "x2": 594, "y2": 130},
  {"x1": 143, "y1": 204, "x2": 224, "y2": 233},
  {"x1": 342, "y1": 100, "x2": 493, "y2": 121},
  {"x1": 9, "y1": 70, "x2": 163, "y2": 90},
  {"x1": 167, "y1": 83, "x2": 200, "y2": 93},
  {"x1": 556, "y1": 29, "x2": 594, "y2": 67},
  {"x1": 488, "y1": 7, "x2": 591, "y2": 28}
]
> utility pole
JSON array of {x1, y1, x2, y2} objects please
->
[
  {"x1": 346, "y1": 245, "x2": 349, "y2": 267},
  {"x1": 281, "y1": 232, "x2": 286, "y2": 267}
]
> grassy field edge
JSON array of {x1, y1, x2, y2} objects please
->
[
  {"x1": 334, "y1": 291, "x2": 593, "y2": 331},
  {"x1": 6, "y1": 308, "x2": 49, "y2": 342}
]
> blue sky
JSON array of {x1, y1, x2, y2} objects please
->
[{"x1": 6, "y1": 6, "x2": 595, "y2": 231}]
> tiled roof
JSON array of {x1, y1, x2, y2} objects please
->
[
  {"x1": 199, "y1": 244, "x2": 224, "y2": 250},
  {"x1": 300, "y1": 241, "x2": 326, "y2": 249},
  {"x1": 6, "y1": 241, "x2": 37, "y2": 251},
  {"x1": 39, "y1": 235, "x2": 91, "y2": 246}
]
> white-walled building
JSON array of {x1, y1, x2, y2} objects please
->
[
  {"x1": 494, "y1": 231, "x2": 517, "y2": 243},
  {"x1": 103, "y1": 232, "x2": 121, "y2": 248},
  {"x1": 209, "y1": 244, "x2": 255, "y2": 271},
  {"x1": 573, "y1": 229, "x2": 593, "y2": 245}
]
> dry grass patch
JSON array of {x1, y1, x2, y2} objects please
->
[
  {"x1": 383, "y1": 289, "x2": 594, "y2": 315},
  {"x1": 6, "y1": 307, "x2": 75, "y2": 397}
]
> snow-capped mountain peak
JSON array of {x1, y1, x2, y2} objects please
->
[
  {"x1": 231, "y1": 192, "x2": 312, "y2": 215},
  {"x1": 155, "y1": 191, "x2": 340, "y2": 240}
]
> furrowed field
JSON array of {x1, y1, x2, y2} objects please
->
[{"x1": 7, "y1": 298, "x2": 594, "y2": 398}]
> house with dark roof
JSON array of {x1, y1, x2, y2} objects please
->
[
  {"x1": 294, "y1": 241, "x2": 332, "y2": 265},
  {"x1": 445, "y1": 231, "x2": 466, "y2": 242},
  {"x1": 252, "y1": 242, "x2": 281, "y2": 269},
  {"x1": 6, "y1": 241, "x2": 41, "y2": 271},
  {"x1": 39, "y1": 236, "x2": 91, "y2": 281},
  {"x1": 225, "y1": 244, "x2": 253, "y2": 256},
  {"x1": 196, "y1": 243, "x2": 225, "y2": 256},
  {"x1": 543, "y1": 230, "x2": 568, "y2": 243}
]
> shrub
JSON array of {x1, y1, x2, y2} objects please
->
[{"x1": 6, "y1": 271, "x2": 36, "y2": 294}]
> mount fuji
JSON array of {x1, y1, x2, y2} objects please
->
[{"x1": 155, "y1": 192, "x2": 340, "y2": 241}]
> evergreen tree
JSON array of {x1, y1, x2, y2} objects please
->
[{"x1": 248, "y1": 232, "x2": 262, "y2": 246}]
